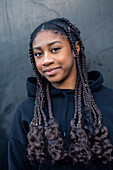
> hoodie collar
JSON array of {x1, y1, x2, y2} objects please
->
[
  {"x1": 88, "y1": 70, "x2": 103, "y2": 91},
  {"x1": 26, "y1": 70, "x2": 103, "y2": 97}
]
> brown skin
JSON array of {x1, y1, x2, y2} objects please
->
[{"x1": 33, "y1": 30, "x2": 80, "y2": 89}]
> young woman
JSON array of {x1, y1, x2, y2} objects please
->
[{"x1": 8, "y1": 18, "x2": 113, "y2": 170}]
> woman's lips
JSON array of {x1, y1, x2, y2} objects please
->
[{"x1": 43, "y1": 67, "x2": 61, "y2": 76}]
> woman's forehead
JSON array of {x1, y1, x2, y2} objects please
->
[
  {"x1": 35, "y1": 29, "x2": 66, "y2": 39},
  {"x1": 33, "y1": 30, "x2": 68, "y2": 48}
]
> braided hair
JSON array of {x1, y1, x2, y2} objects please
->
[{"x1": 27, "y1": 18, "x2": 113, "y2": 165}]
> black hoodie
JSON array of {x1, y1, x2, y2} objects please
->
[{"x1": 8, "y1": 71, "x2": 113, "y2": 170}]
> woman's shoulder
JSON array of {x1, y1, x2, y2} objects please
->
[
  {"x1": 14, "y1": 76, "x2": 37, "y2": 120},
  {"x1": 92, "y1": 85, "x2": 113, "y2": 105},
  {"x1": 88, "y1": 70, "x2": 113, "y2": 102},
  {"x1": 13, "y1": 97, "x2": 35, "y2": 126},
  {"x1": 9, "y1": 77, "x2": 37, "y2": 143},
  {"x1": 9, "y1": 98, "x2": 35, "y2": 143},
  {"x1": 17, "y1": 97, "x2": 35, "y2": 114}
]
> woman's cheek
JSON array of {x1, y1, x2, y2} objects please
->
[{"x1": 35, "y1": 59, "x2": 42, "y2": 69}]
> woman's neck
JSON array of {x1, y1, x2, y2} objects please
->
[{"x1": 51, "y1": 71, "x2": 77, "y2": 90}]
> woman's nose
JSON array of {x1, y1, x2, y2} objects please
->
[{"x1": 42, "y1": 52, "x2": 54, "y2": 66}]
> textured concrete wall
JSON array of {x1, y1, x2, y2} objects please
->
[{"x1": 0, "y1": 0, "x2": 113, "y2": 169}]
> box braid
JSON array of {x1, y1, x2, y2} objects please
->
[
  {"x1": 27, "y1": 18, "x2": 113, "y2": 165},
  {"x1": 45, "y1": 82, "x2": 68, "y2": 163}
]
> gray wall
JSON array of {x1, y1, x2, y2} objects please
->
[{"x1": 0, "y1": 0, "x2": 113, "y2": 169}]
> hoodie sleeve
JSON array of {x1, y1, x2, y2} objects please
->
[
  {"x1": 8, "y1": 99, "x2": 37, "y2": 170},
  {"x1": 8, "y1": 139, "x2": 33, "y2": 170}
]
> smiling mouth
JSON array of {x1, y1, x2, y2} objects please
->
[{"x1": 43, "y1": 67, "x2": 61, "y2": 76}]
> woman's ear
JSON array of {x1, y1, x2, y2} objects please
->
[
  {"x1": 73, "y1": 41, "x2": 80, "y2": 58},
  {"x1": 75, "y1": 41, "x2": 80, "y2": 55}
]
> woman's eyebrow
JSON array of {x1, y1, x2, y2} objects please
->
[
  {"x1": 48, "y1": 41, "x2": 62, "y2": 46},
  {"x1": 33, "y1": 41, "x2": 62, "y2": 50}
]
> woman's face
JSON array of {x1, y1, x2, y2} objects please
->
[{"x1": 33, "y1": 30, "x2": 78, "y2": 89}]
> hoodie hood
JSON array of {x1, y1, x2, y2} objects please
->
[
  {"x1": 88, "y1": 70, "x2": 103, "y2": 91},
  {"x1": 26, "y1": 70, "x2": 103, "y2": 97}
]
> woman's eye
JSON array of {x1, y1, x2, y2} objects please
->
[
  {"x1": 34, "y1": 52, "x2": 42, "y2": 58},
  {"x1": 51, "y1": 47, "x2": 61, "y2": 53}
]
